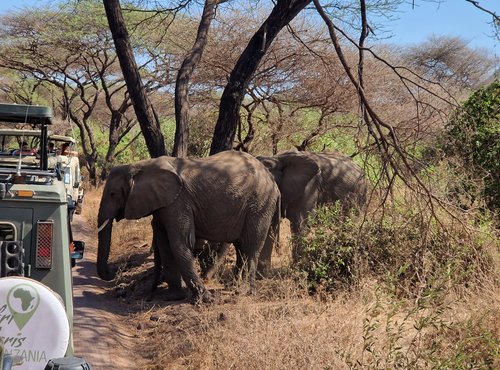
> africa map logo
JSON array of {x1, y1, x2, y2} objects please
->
[{"x1": 6, "y1": 283, "x2": 40, "y2": 330}]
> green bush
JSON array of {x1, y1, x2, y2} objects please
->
[
  {"x1": 443, "y1": 81, "x2": 500, "y2": 215},
  {"x1": 295, "y1": 204, "x2": 358, "y2": 292},
  {"x1": 295, "y1": 205, "x2": 495, "y2": 298}
]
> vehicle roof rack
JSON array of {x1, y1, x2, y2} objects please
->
[
  {"x1": 0, "y1": 103, "x2": 53, "y2": 125},
  {"x1": 50, "y1": 134, "x2": 76, "y2": 143},
  {"x1": 0, "y1": 130, "x2": 77, "y2": 144}
]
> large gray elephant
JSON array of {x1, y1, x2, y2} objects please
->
[
  {"x1": 96, "y1": 151, "x2": 281, "y2": 302},
  {"x1": 259, "y1": 150, "x2": 367, "y2": 232},
  {"x1": 199, "y1": 150, "x2": 367, "y2": 277},
  {"x1": 258, "y1": 150, "x2": 367, "y2": 261}
]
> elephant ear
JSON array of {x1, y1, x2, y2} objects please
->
[
  {"x1": 278, "y1": 151, "x2": 320, "y2": 208},
  {"x1": 124, "y1": 159, "x2": 183, "y2": 219}
]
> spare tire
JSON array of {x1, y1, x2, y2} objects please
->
[{"x1": 0, "y1": 277, "x2": 70, "y2": 370}]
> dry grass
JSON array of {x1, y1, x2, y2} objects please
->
[
  {"x1": 130, "y1": 277, "x2": 499, "y2": 370},
  {"x1": 82, "y1": 185, "x2": 500, "y2": 370},
  {"x1": 134, "y1": 283, "x2": 367, "y2": 370}
]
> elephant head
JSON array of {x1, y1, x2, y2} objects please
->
[
  {"x1": 258, "y1": 151, "x2": 320, "y2": 218},
  {"x1": 96, "y1": 158, "x2": 182, "y2": 281}
]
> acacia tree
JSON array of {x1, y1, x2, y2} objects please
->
[
  {"x1": 307, "y1": 0, "x2": 498, "y2": 216},
  {"x1": 0, "y1": 2, "x2": 172, "y2": 182},
  {"x1": 115, "y1": 0, "x2": 224, "y2": 158},
  {"x1": 205, "y1": 0, "x2": 499, "y2": 158},
  {"x1": 0, "y1": 72, "x2": 45, "y2": 105},
  {"x1": 0, "y1": 6, "x2": 139, "y2": 182},
  {"x1": 403, "y1": 35, "x2": 495, "y2": 91},
  {"x1": 192, "y1": 9, "x2": 360, "y2": 154},
  {"x1": 199, "y1": 0, "x2": 489, "y2": 209},
  {"x1": 237, "y1": 42, "x2": 357, "y2": 153},
  {"x1": 209, "y1": 0, "x2": 312, "y2": 154},
  {"x1": 173, "y1": 0, "x2": 222, "y2": 157}
]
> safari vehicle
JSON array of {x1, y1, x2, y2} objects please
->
[
  {"x1": 48, "y1": 135, "x2": 84, "y2": 216},
  {"x1": 0, "y1": 130, "x2": 84, "y2": 219},
  {"x1": 0, "y1": 103, "x2": 87, "y2": 369}
]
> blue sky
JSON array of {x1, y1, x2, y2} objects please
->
[
  {"x1": 381, "y1": 0, "x2": 499, "y2": 53},
  {"x1": 0, "y1": 0, "x2": 498, "y2": 53}
]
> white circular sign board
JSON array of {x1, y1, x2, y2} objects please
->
[{"x1": 0, "y1": 277, "x2": 70, "y2": 370}]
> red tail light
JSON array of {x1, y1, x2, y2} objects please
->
[{"x1": 36, "y1": 220, "x2": 54, "y2": 269}]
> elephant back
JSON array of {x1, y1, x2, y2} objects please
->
[
  {"x1": 312, "y1": 151, "x2": 367, "y2": 209},
  {"x1": 180, "y1": 151, "x2": 279, "y2": 218}
]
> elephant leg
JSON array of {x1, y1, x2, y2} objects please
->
[
  {"x1": 151, "y1": 233, "x2": 162, "y2": 291},
  {"x1": 198, "y1": 242, "x2": 231, "y2": 281},
  {"x1": 242, "y1": 249, "x2": 259, "y2": 293},
  {"x1": 232, "y1": 242, "x2": 244, "y2": 280},
  {"x1": 193, "y1": 239, "x2": 213, "y2": 276},
  {"x1": 150, "y1": 216, "x2": 165, "y2": 291},
  {"x1": 257, "y1": 229, "x2": 277, "y2": 277},
  {"x1": 159, "y1": 213, "x2": 213, "y2": 303},
  {"x1": 288, "y1": 208, "x2": 309, "y2": 263},
  {"x1": 237, "y1": 238, "x2": 265, "y2": 294},
  {"x1": 151, "y1": 216, "x2": 188, "y2": 301},
  {"x1": 257, "y1": 200, "x2": 281, "y2": 277}
]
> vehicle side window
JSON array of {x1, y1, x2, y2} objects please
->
[{"x1": 63, "y1": 168, "x2": 71, "y2": 184}]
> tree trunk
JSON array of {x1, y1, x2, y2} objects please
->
[
  {"x1": 84, "y1": 154, "x2": 98, "y2": 186},
  {"x1": 103, "y1": 0, "x2": 166, "y2": 158},
  {"x1": 173, "y1": 0, "x2": 218, "y2": 158},
  {"x1": 209, "y1": 0, "x2": 312, "y2": 155}
]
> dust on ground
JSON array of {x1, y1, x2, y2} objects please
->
[{"x1": 71, "y1": 214, "x2": 145, "y2": 369}]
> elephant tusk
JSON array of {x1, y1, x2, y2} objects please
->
[{"x1": 97, "y1": 219, "x2": 111, "y2": 233}]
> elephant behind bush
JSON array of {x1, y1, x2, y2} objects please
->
[{"x1": 258, "y1": 150, "x2": 367, "y2": 237}]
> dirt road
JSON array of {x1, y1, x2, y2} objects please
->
[{"x1": 70, "y1": 214, "x2": 142, "y2": 369}]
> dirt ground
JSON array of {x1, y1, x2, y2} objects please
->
[{"x1": 71, "y1": 214, "x2": 145, "y2": 369}]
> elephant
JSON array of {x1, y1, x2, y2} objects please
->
[
  {"x1": 97, "y1": 150, "x2": 281, "y2": 302},
  {"x1": 196, "y1": 150, "x2": 367, "y2": 276},
  {"x1": 258, "y1": 150, "x2": 367, "y2": 261}
]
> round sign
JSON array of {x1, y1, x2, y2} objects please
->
[{"x1": 0, "y1": 277, "x2": 70, "y2": 370}]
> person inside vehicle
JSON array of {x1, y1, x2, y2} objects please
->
[
  {"x1": 48, "y1": 142, "x2": 56, "y2": 154},
  {"x1": 11, "y1": 141, "x2": 33, "y2": 156},
  {"x1": 60, "y1": 142, "x2": 70, "y2": 156}
]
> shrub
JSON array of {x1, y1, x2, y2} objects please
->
[
  {"x1": 443, "y1": 81, "x2": 500, "y2": 215},
  {"x1": 295, "y1": 204, "x2": 495, "y2": 298},
  {"x1": 295, "y1": 204, "x2": 358, "y2": 293}
]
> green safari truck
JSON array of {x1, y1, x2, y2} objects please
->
[{"x1": 0, "y1": 103, "x2": 89, "y2": 369}]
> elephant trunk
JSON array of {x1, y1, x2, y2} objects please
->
[{"x1": 97, "y1": 219, "x2": 116, "y2": 281}]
